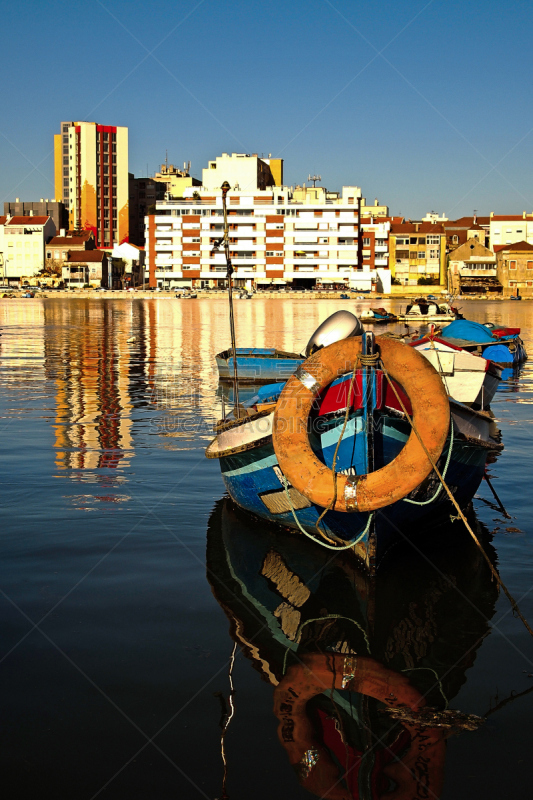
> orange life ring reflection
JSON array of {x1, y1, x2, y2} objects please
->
[{"x1": 273, "y1": 653, "x2": 446, "y2": 799}]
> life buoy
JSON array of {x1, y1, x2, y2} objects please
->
[
  {"x1": 272, "y1": 336, "x2": 449, "y2": 512},
  {"x1": 273, "y1": 653, "x2": 445, "y2": 800}
]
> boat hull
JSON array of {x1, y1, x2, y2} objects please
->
[{"x1": 215, "y1": 410, "x2": 498, "y2": 572}]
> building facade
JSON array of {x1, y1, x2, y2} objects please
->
[
  {"x1": 448, "y1": 239, "x2": 500, "y2": 294},
  {"x1": 144, "y1": 186, "x2": 382, "y2": 291},
  {"x1": 496, "y1": 241, "x2": 533, "y2": 298},
  {"x1": 1, "y1": 215, "x2": 56, "y2": 284},
  {"x1": 360, "y1": 217, "x2": 392, "y2": 273},
  {"x1": 152, "y1": 163, "x2": 202, "y2": 198},
  {"x1": 201, "y1": 153, "x2": 283, "y2": 193},
  {"x1": 4, "y1": 199, "x2": 68, "y2": 231},
  {"x1": 389, "y1": 222, "x2": 447, "y2": 286},
  {"x1": 54, "y1": 121, "x2": 128, "y2": 246},
  {"x1": 128, "y1": 174, "x2": 166, "y2": 246},
  {"x1": 489, "y1": 213, "x2": 533, "y2": 251},
  {"x1": 62, "y1": 250, "x2": 109, "y2": 288}
]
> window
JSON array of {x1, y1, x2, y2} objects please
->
[
  {"x1": 427, "y1": 235, "x2": 439, "y2": 245},
  {"x1": 418, "y1": 251, "x2": 425, "y2": 259},
  {"x1": 410, "y1": 237, "x2": 417, "y2": 245},
  {"x1": 363, "y1": 237, "x2": 370, "y2": 246},
  {"x1": 452, "y1": 235, "x2": 459, "y2": 244},
  {"x1": 509, "y1": 281, "x2": 516, "y2": 287},
  {"x1": 509, "y1": 260, "x2": 517, "y2": 270},
  {"x1": 429, "y1": 249, "x2": 438, "y2": 259},
  {"x1": 527, "y1": 261, "x2": 533, "y2": 270},
  {"x1": 527, "y1": 281, "x2": 533, "y2": 287}
]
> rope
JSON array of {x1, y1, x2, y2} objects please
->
[
  {"x1": 280, "y1": 472, "x2": 373, "y2": 551},
  {"x1": 403, "y1": 418, "x2": 454, "y2": 505},
  {"x1": 380, "y1": 358, "x2": 533, "y2": 640},
  {"x1": 282, "y1": 614, "x2": 371, "y2": 676},
  {"x1": 314, "y1": 350, "x2": 379, "y2": 537}
]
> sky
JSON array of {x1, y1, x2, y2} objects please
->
[{"x1": 1, "y1": 0, "x2": 533, "y2": 218}]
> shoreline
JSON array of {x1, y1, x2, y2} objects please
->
[{"x1": 0, "y1": 290, "x2": 519, "y2": 301}]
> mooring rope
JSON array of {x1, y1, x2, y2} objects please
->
[{"x1": 380, "y1": 359, "x2": 533, "y2": 640}]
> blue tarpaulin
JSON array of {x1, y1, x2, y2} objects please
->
[{"x1": 440, "y1": 319, "x2": 495, "y2": 343}]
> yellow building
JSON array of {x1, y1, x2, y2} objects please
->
[
  {"x1": 390, "y1": 222, "x2": 446, "y2": 286},
  {"x1": 152, "y1": 163, "x2": 202, "y2": 198},
  {"x1": 54, "y1": 121, "x2": 128, "y2": 247}
]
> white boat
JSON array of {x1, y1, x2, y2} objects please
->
[
  {"x1": 398, "y1": 298, "x2": 460, "y2": 323},
  {"x1": 412, "y1": 337, "x2": 502, "y2": 409}
]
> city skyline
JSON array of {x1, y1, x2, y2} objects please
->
[{"x1": 2, "y1": 0, "x2": 533, "y2": 218}]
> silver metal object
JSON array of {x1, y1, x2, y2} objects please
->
[
  {"x1": 294, "y1": 366, "x2": 321, "y2": 394},
  {"x1": 344, "y1": 479, "x2": 358, "y2": 511},
  {"x1": 305, "y1": 310, "x2": 364, "y2": 358}
]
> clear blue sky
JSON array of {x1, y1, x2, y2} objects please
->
[{"x1": 2, "y1": 0, "x2": 533, "y2": 218}]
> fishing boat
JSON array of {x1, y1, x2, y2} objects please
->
[
  {"x1": 397, "y1": 298, "x2": 461, "y2": 323},
  {"x1": 427, "y1": 319, "x2": 527, "y2": 367},
  {"x1": 216, "y1": 347, "x2": 304, "y2": 384},
  {"x1": 206, "y1": 327, "x2": 503, "y2": 573},
  {"x1": 216, "y1": 312, "x2": 364, "y2": 384},
  {"x1": 359, "y1": 306, "x2": 398, "y2": 324},
  {"x1": 411, "y1": 336, "x2": 502, "y2": 408},
  {"x1": 207, "y1": 498, "x2": 497, "y2": 799}
]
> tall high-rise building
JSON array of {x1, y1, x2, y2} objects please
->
[{"x1": 54, "y1": 121, "x2": 128, "y2": 246}]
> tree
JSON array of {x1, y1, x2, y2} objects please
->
[{"x1": 37, "y1": 258, "x2": 63, "y2": 277}]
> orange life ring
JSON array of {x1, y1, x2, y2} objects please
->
[
  {"x1": 272, "y1": 336, "x2": 449, "y2": 512},
  {"x1": 274, "y1": 653, "x2": 445, "y2": 800}
]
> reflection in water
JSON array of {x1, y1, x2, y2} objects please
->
[
  {"x1": 207, "y1": 499, "x2": 499, "y2": 799},
  {"x1": 1, "y1": 297, "x2": 532, "y2": 476}
]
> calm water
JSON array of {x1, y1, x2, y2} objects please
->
[{"x1": 1, "y1": 297, "x2": 533, "y2": 799}]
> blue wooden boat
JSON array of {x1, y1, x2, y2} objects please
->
[
  {"x1": 216, "y1": 310, "x2": 363, "y2": 384},
  {"x1": 216, "y1": 347, "x2": 303, "y2": 384},
  {"x1": 207, "y1": 498, "x2": 497, "y2": 797},
  {"x1": 207, "y1": 334, "x2": 502, "y2": 573}
]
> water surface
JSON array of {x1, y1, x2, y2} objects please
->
[{"x1": 1, "y1": 297, "x2": 532, "y2": 799}]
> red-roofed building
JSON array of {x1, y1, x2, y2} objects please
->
[
  {"x1": 62, "y1": 249, "x2": 109, "y2": 288},
  {"x1": 389, "y1": 222, "x2": 446, "y2": 287},
  {"x1": 444, "y1": 216, "x2": 490, "y2": 251},
  {"x1": 45, "y1": 230, "x2": 96, "y2": 267},
  {"x1": 1, "y1": 215, "x2": 56, "y2": 284},
  {"x1": 496, "y1": 240, "x2": 533, "y2": 297}
]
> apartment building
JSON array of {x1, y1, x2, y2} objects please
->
[
  {"x1": 144, "y1": 186, "x2": 383, "y2": 291},
  {"x1": 1, "y1": 215, "x2": 56, "y2": 283},
  {"x1": 360, "y1": 218, "x2": 393, "y2": 272},
  {"x1": 54, "y1": 121, "x2": 128, "y2": 246},
  {"x1": 489, "y1": 213, "x2": 533, "y2": 251},
  {"x1": 389, "y1": 222, "x2": 447, "y2": 286}
]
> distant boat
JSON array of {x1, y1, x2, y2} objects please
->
[
  {"x1": 359, "y1": 307, "x2": 398, "y2": 324},
  {"x1": 398, "y1": 298, "x2": 461, "y2": 323}
]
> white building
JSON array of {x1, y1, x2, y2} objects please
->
[
  {"x1": 489, "y1": 213, "x2": 533, "y2": 251},
  {"x1": 144, "y1": 184, "x2": 387, "y2": 291},
  {"x1": 0, "y1": 215, "x2": 56, "y2": 284},
  {"x1": 201, "y1": 152, "x2": 283, "y2": 192}
]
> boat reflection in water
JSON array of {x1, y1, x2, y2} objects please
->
[{"x1": 206, "y1": 498, "x2": 499, "y2": 799}]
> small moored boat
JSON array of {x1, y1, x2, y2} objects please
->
[{"x1": 398, "y1": 298, "x2": 461, "y2": 323}]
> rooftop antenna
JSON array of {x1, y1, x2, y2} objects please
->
[
  {"x1": 308, "y1": 174, "x2": 321, "y2": 188},
  {"x1": 165, "y1": 150, "x2": 168, "y2": 169}
]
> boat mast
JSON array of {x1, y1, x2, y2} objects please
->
[{"x1": 221, "y1": 181, "x2": 241, "y2": 416}]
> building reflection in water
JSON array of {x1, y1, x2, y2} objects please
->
[
  {"x1": 45, "y1": 301, "x2": 135, "y2": 472},
  {"x1": 206, "y1": 499, "x2": 499, "y2": 799}
]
